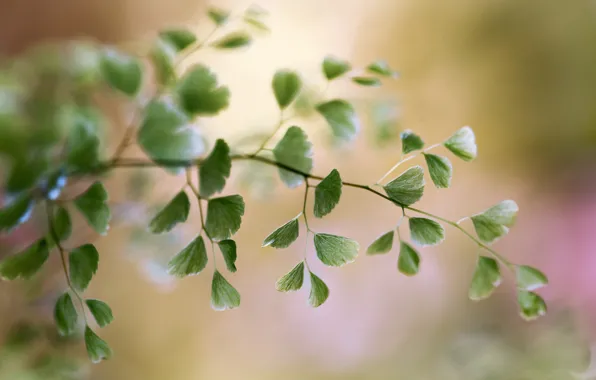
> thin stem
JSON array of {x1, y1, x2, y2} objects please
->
[
  {"x1": 302, "y1": 179, "x2": 312, "y2": 232},
  {"x1": 253, "y1": 110, "x2": 285, "y2": 156},
  {"x1": 186, "y1": 169, "x2": 217, "y2": 267},
  {"x1": 375, "y1": 143, "x2": 440, "y2": 185}
]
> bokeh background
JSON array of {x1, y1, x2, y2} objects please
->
[{"x1": 1, "y1": 0, "x2": 596, "y2": 379}]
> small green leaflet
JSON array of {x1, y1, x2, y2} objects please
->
[
  {"x1": 74, "y1": 182, "x2": 111, "y2": 235},
  {"x1": 314, "y1": 169, "x2": 342, "y2": 218},
  {"x1": 54, "y1": 206, "x2": 72, "y2": 241},
  {"x1": 352, "y1": 77, "x2": 381, "y2": 87},
  {"x1": 218, "y1": 240, "x2": 237, "y2": 273},
  {"x1": 6, "y1": 155, "x2": 48, "y2": 194},
  {"x1": 322, "y1": 56, "x2": 351, "y2": 80},
  {"x1": 211, "y1": 270, "x2": 241, "y2": 311},
  {"x1": 199, "y1": 139, "x2": 231, "y2": 198},
  {"x1": 468, "y1": 256, "x2": 501, "y2": 301},
  {"x1": 517, "y1": 290, "x2": 547, "y2": 321},
  {"x1": 272, "y1": 70, "x2": 302, "y2": 109},
  {"x1": 262, "y1": 217, "x2": 299, "y2": 249},
  {"x1": 176, "y1": 65, "x2": 230, "y2": 116},
  {"x1": 444, "y1": 126, "x2": 477, "y2": 161},
  {"x1": 471, "y1": 200, "x2": 518, "y2": 244},
  {"x1": 272, "y1": 126, "x2": 313, "y2": 188},
  {"x1": 243, "y1": 14, "x2": 270, "y2": 32},
  {"x1": 54, "y1": 293, "x2": 78, "y2": 336},
  {"x1": 366, "y1": 231, "x2": 394, "y2": 255},
  {"x1": 308, "y1": 271, "x2": 329, "y2": 307},
  {"x1": 100, "y1": 48, "x2": 142, "y2": 97},
  {"x1": 424, "y1": 154, "x2": 452, "y2": 189},
  {"x1": 276, "y1": 261, "x2": 305, "y2": 292},
  {"x1": 0, "y1": 240, "x2": 49, "y2": 280},
  {"x1": 401, "y1": 130, "x2": 424, "y2": 154},
  {"x1": 65, "y1": 108, "x2": 101, "y2": 172},
  {"x1": 398, "y1": 242, "x2": 420, "y2": 276},
  {"x1": 84, "y1": 326, "x2": 112, "y2": 363},
  {"x1": 367, "y1": 60, "x2": 398, "y2": 78},
  {"x1": 316, "y1": 99, "x2": 360, "y2": 142},
  {"x1": 314, "y1": 233, "x2": 359, "y2": 267},
  {"x1": 86, "y1": 299, "x2": 114, "y2": 328},
  {"x1": 211, "y1": 32, "x2": 252, "y2": 49},
  {"x1": 0, "y1": 195, "x2": 33, "y2": 232},
  {"x1": 208, "y1": 7, "x2": 230, "y2": 25},
  {"x1": 409, "y1": 218, "x2": 445, "y2": 246},
  {"x1": 383, "y1": 166, "x2": 425, "y2": 206},
  {"x1": 150, "y1": 38, "x2": 177, "y2": 87},
  {"x1": 205, "y1": 195, "x2": 245, "y2": 240},
  {"x1": 167, "y1": 235, "x2": 208, "y2": 277},
  {"x1": 69, "y1": 244, "x2": 99, "y2": 292},
  {"x1": 148, "y1": 191, "x2": 190, "y2": 234},
  {"x1": 159, "y1": 29, "x2": 197, "y2": 51},
  {"x1": 516, "y1": 265, "x2": 548, "y2": 291}
]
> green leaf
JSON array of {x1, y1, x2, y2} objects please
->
[
  {"x1": 471, "y1": 200, "x2": 518, "y2": 244},
  {"x1": 53, "y1": 206, "x2": 72, "y2": 241},
  {"x1": 6, "y1": 155, "x2": 48, "y2": 194},
  {"x1": 86, "y1": 299, "x2": 114, "y2": 328},
  {"x1": 54, "y1": 293, "x2": 78, "y2": 336},
  {"x1": 366, "y1": 231, "x2": 394, "y2": 255},
  {"x1": 367, "y1": 60, "x2": 398, "y2": 77},
  {"x1": 517, "y1": 290, "x2": 547, "y2": 321},
  {"x1": 65, "y1": 108, "x2": 101, "y2": 172},
  {"x1": 383, "y1": 166, "x2": 425, "y2": 206},
  {"x1": 159, "y1": 29, "x2": 197, "y2": 51},
  {"x1": 208, "y1": 7, "x2": 230, "y2": 25},
  {"x1": 218, "y1": 240, "x2": 237, "y2": 273},
  {"x1": 100, "y1": 49, "x2": 142, "y2": 96},
  {"x1": 314, "y1": 169, "x2": 342, "y2": 218},
  {"x1": 272, "y1": 126, "x2": 313, "y2": 188},
  {"x1": 409, "y1": 217, "x2": 445, "y2": 246},
  {"x1": 262, "y1": 217, "x2": 300, "y2": 249},
  {"x1": 424, "y1": 154, "x2": 452, "y2": 189},
  {"x1": 276, "y1": 261, "x2": 304, "y2": 292},
  {"x1": 272, "y1": 70, "x2": 302, "y2": 109},
  {"x1": 211, "y1": 270, "x2": 241, "y2": 311},
  {"x1": 0, "y1": 240, "x2": 49, "y2": 280},
  {"x1": 205, "y1": 195, "x2": 245, "y2": 240},
  {"x1": 199, "y1": 139, "x2": 231, "y2": 198},
  {"x1": 516, "y1": 265, "x2": 548, "y2": 291},
  {"x1": 352, "y1": 77, "x2": 381, "y2": 87},
  {"x1": 0, "y1": 195, "x2": 33, "y2": 232},
  {"x1": 148, "y1": 191, "x2": 190, "y2": 234},
  {"x1": 167, "y1": 235, "x2": 208, "y2": 277},
  {"x1": 69, "y1": 244, "x2": 99, "y2": 292},
  {"x1": 44, "y1": 169, "x2": 69, "y2": 201},
  {"x1": 314, "y1": 233, "x2": 359, "y2": 267},
  {"x1": 316, "y1": 99, "x2": 359, "y2": 142},
  {"x1": 84, "y1": 326, "x2": 112, "y2": 363},
  {"x1": 176, "y1": 64, "x2": 230, "y2": 116},
  {"x1": 308, "y1": 271, "x2": 329, "y2": 307},
  {"x1": 398, "y1": 242, "x2": 420, "y2": 276},
  {"x1": 243, "y1": 16, "x2": 270, "y2": 32},
  {"x1": 211, "y1": 32, "x2": 252, "y2": 49},
  {"x1": 400, "y1": 130, "x2": 424, "y2": 154},
  {"x1": 74, "y1": 182, "x2": 111, "y2": 235},
  {"x1": 469, "y1": 256, "x2": 501, "y2": 301},
  {"x1": 322, "y1": 56, "x2": 351, "y2": 80},
  {"x1": 150, "y1": 38, "x2": 177, "y2": 87},
  {"x1": 444, "y1": 126, "x2": 477, "y2": 161}
]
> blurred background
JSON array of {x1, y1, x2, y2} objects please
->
[{"x1": 1, "y1": 0, "x2": 596, "y2": 379}]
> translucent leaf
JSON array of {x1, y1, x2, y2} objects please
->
[
  {"x1": 0, "y1": 240, "x2": 49, "y2": 280},
  {"x1": 383, "y1": 166, "x2": 425, "y2": 206},
  {"x1": 175, "y1": 65, "x2": 230, "y2": 116},
  {"x1": 211, "y1": 270, "x2": 241, "y2": 311},
  {"x1": 469, "y1": 256, "x2": 501, "y2": 301},
  {"x1": 444, "y1": 126, "x2": 477, "y2": 162},
  {"x1": 409, "y1": 217, "x2": 445, "y2": 246},
  {"x1": 471, "y1": 200, "x2": 518, "y2": 244},
  {"x1": 74, "y1": 182, "x2": 111, "y2": 235},
  {"x1": 211, "y1": 32, "x2": 252, "y2": 49},
  {"x1": 199, "y1": 139, "x2": 231, "y2": 198},
  {"x1": 150, "y1": 38, "x2": 177, "y2": 87},
  {"x1": 218, "y1": 240, "x2": 237, "y2": 273},
  {"x1": 276, "y1": 261, "x2": 304, "y2": 292},
  {"x1": 208, "y1": 7, "x2": 230, "y2": 25},
  {"x1": 400, "y1": 130, "x2": 424, "y2": 154},
  {"x1": 167, "y1": 236, "x2": 208, "y2": 277},
  {"x1": 308, "y1": 271, "x2": 329, "y2": 307},
  {"x1": 84, "y1": 326, "x2": 112, "y2": 363},
  {"x1": 272, "y1": 70, "x2": 302, "y2": 109},
  {"x1": 366, "y1": 231, "x2": 394, "y2": 255},
  {"x1": 516, "y1": 265, "x2": 548, "y2": 291},
  {"x1": 314, "y1": 233, "x2": 359, "y2": 267},
  {"x1": 272, "y1": 126, "x2": 313, "y2": 188},
  {"x1": 205, "y1": 195, "x2": 245, "y2": 240},
  {"x1": 0, "y1": 195, "x2": 33, "y2": 232},
  {"x1": 54, "y1": 206, "x2": 72, "y2": 241},
  {"x1": 314, "y1": 169, "x2": 342, "y2": 218},
  {"x1": 262, "y1": 217, "x2": 299, "y2": 249},
  {"x1": 100, "y1": 49, "x2": 142, "y2": 96},
  {"x1": 159, "y1": 29, "x2": 197, "y2": 51},
  {"x1": 243, "y1": 16, "x2": 270, "y2": 32},
  {"x1": 367, "y1": 60, "x2": 398, "y2": 77},
  {"x1": 86, "y1": 299, "x2": 114, "y2": 328},
  {"x1": 517, "y1": 290, "x2": 547, "y2": 321},
  {"x1": 352, "y1": 77, "x2": 381, "y2": 87},
  {"x1": 398, "y1": 242, "x2": 420, "y2": 276},
  {"x1": 148, "y1": 191, "x2": 190, "y2": 234},
  {"x1": 322, "y1": 56, "x2": 351, "y2": 80},
  {"x1": 316, "y1": 99, "x2": 360, "y2": 142},
  {"x1": 423, "y1": 154, "x2": 452, "y2": 189},
  {"x1": 54, "y1": 293, "x2": 78, "y2": 336},
  {"x1": 69, "y1": 244, "x2": 99, "y2": 292}
]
